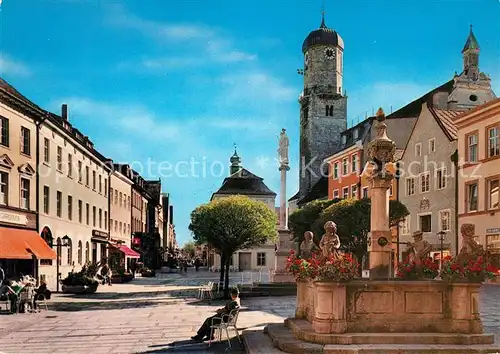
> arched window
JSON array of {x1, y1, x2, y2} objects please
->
[
  {"x1": 40, "y1": 227, "x2": 53, "y2": 246},
  {"x1": 85, "y1": 242, "x2": 90, "y2": 264},
  {"x1": 66, "y1": 238, "x2": 73, "y2": 265},
  {"x1": 78, "y1": 241, "x2": 83, "y2": 265},
  {"x1": 325, "y1": 105, "x2": 330, "y2": 116},
  {"x1": 329, "y1": 106, "x2": 334, "y2": 116}
]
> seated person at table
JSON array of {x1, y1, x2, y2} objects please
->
[{"x1": 191, "y1": 288, "x2": 240, "y2": 342}]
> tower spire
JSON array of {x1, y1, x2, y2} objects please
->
[{"x1": 320, "y1": 0, "x2": 326, "y2": 28}]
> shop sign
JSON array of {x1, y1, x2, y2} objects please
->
[
  {"x1": 0, "y1": 210, "x2": 28, "y2": 226},
  {"x1": 487, "y1": 228, "x2": 500, "y2": 234},
  {"x1": 92, "y1": 230, "x2": 108, "y2": 238}
]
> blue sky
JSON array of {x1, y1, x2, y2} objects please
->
[{"x1": 1, "y1": 0, "x2": 499, "y2": 246}]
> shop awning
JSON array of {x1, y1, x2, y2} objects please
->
[
  {"x1": 113, "y1": 244, "x2": 140, "y2": 258},
  {"x1": 0, "y1": 227, "x2": 57, "y2": 260}
]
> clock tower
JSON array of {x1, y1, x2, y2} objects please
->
[{"x1": 299, "y1": 14, "x2": 347, "y2": 198}]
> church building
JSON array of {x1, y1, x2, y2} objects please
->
[{"x1": 209, "y1": 149, "x2": 278, "y2": 272}]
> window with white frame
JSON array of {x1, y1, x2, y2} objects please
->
[
  {"x1": 342, "y1": 158, "x2": 349, "y2": 176},
  {"x1": 487, "y1": 178, "x2": 499, "y2": 209},
  {"x1": 257, "y1": 252, "x2": 266, "y2": 266},
  {"x1": 333, "y1": 163, "x2": 339, "y2": 179},
  {"x1": 420, "y1": 172, "x2": 430, "y2": 193},
  {"x1": 351, "y1": 184, "x2": 358, "y2": 198},
  {"x1": 467, "y1": 182, "x2": 479, "y2": 212},
  {"x1": 436, "y1": 168, "x2": 447, "y2": 190},
  {"x1": 67, "y1": 195, "x2": 73, "y2": 221},
  {"x1": 401, "y1": 216, "x2": 410, "y2": 235},
  {"x1": 428, "y1": 138, "x2": 436, "y2": 153},
  {"x1": 43, "y1": 186, "x2": 49, "y2": 214},
  {"x1": 342, "y1": 186, "x2": 349, "y2": 199},
  {"x1": 333, "y1": 189, "x2": 339, "y2": 199},
  {"x1": 415, "y1": 143, "x2": 422, "y2": 157},
  {"x1": 467, "y1": 133, "x2": 478, "y2": 162},
  {"x1": 419, "y1": 214, "x2": 432, "y2": 233},
  {"x1": 0, "y1": 171, "x2": 8, "y2": 205},
  {"x1": 20, "y1": 178, "x2": 30, "y2": 210},
  {"x1": 20, "y1": 127, "x2": 30, "y2": 155},
  {"x1": 439, "y1": 210, "x2": 451, "y2": 232},
  {"x1": 57, "y1": 146, "x2": 63, "y2": 171},
  {"x1": 43, "y1": 138, "x2": 50, "y2": 163},
  {"x1": 488, "y1": 126, "x2": 499, "y2": 158},
  {"x1": 406, "y1": 177, "x2": 415, "y2": 196},
  {"x1": 56, "y1": 191, "x2": 62, "y2": 217},
  {"x1": 362, "y1": 187, "x2": 369, "y2": 198},
  {"x1": 351, "y1": 154, "x2": 358, "y2": 173},
  {"x1": 78, "y1": 161, "x2": 83, "y2": 183},
  {"x1": 67, "y1": 154, "x2": 73, "y2": 177}
]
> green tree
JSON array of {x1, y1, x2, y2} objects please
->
[
  {"x1": 189, "y1": 195, "x2": 277, "y2": 298},
  {"x1": 288, "y1": 198, "x2": 341, "y2": 246},
  {"x1": 182, "y1": 241, "x2": 196, "y2": 258},
  {"x1": 321, "y1": 198, "x2": 409, "y2": 267}
]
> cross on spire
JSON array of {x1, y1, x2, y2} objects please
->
[{"x1": 320, "y1": 0, "x2": 327, "y2": 28}]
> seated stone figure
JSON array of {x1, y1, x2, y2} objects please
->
[
  {"x1": 300, "y1": 231, "x2": 317, "y2": 259},
  {"x1": 457, "y1": 223, "x2": 484, "y2": 264},
  {"x1": 406, "y1": 231, "x2": 432, "y2": 265}
]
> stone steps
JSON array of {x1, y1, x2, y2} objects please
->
[{"x1": 248, "y1": 323, "x2": 500, "y2": 354}]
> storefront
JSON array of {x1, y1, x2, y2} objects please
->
[
  {"x1": 91, "y1": 230, "x2": 109, "y2": 265},
  {"x1": 109, "y1": 241, "x2": 140, "y2": 273},
  {"x1": 0, "y1": 207, "x2": 56, "y2": 282}
]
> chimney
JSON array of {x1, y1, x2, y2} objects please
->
[{"x1": 61, "y1": 104, "x2": 68, "y2": 121}]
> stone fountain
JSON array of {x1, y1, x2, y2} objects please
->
[{"x1": 259, "y1": 108, "x2": 500, "y2": 353}]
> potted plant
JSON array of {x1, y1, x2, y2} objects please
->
[
  {"x1": 61, "y1": 271, "x2": 99, "y2": 294},
  {"x1": 285, "y1": 250, "x2": 319, "y2": 281}
]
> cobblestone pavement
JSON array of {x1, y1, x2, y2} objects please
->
[
  {"x1": 2, "y1": 276, "x2": 500, "y2": 354},
  {"x1": 0, "y1": 272, "x2": 291, "y2": 354}
]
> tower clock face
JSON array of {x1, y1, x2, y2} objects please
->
[{"x1": 324, "y1": 47, "x2": 336, "y2": 60}]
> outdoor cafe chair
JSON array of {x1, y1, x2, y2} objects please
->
[{"x1": 208, "y1": 308, "x2": 241, "y2": 348}]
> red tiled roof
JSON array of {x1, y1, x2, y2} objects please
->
[{"x1": 430, "y1": 108, "x2": 463, "y2": 140}]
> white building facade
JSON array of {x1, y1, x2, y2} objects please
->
[{"x1": 38, "y1": 105, "x2": 111, "y2": 289}]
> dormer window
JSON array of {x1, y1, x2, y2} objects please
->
[
  {"x1": 353, "y1": 129, "x2": 358, "y2": 140},
  {"x1": 342, "y1": 135, "x2": 347, "y2": 145}
]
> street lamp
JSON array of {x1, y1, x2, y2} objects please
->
[
  {"x1": 51, "y1": 236, "x2": 70, "y2": 293},
  {"x1": 437, "y1": 231, "x2": 447, "y2": 272}
]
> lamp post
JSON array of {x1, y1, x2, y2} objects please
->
[
  {"x1": 437, "y1": 231, "x2": 447, "y2": 272},
  {"x1": 52, "y1": 235, "x2": 70, "y2": 293}
]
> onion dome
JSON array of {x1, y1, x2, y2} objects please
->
[{"x1": 302, "y1": 14, "x2": 344, "y2": 53}]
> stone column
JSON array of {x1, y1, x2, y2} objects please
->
[
  {"x1": 368, "y1": 175, "x2": 393, "y2": 279},
  {"x1": 366, "y1": 108, "x2": 396, "y2": 280}
]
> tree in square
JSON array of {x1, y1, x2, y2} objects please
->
[{"x1": 189, "y1": 195, "x2": 277, "y2": 298}]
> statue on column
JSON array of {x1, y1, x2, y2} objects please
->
[
  {"x1": 406, "y1": 231, "x2": 432, "y2": 265},
  {"x1": 278, "y1": 128, "x2": 289, "y2": 166},
  {"x1": 300, "y1": 231, "x2": 317, "y2": 259},
  {"x1": 319, "y1": 221, "x2": 342, "y2": 262}
]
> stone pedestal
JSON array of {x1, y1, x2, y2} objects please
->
[{"x1": 272, "y1": 228, "x2": 295, "y2": 283}]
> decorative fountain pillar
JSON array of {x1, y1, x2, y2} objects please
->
[
  {"x1": 366, "y1": 108, "x2": 396, "y2": 279},
  {"x1": 272, "y1": 128, "x2": 294, "y2": 283}
]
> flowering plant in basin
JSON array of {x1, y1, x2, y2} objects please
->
[
  {"x1": 285, "y1": 250, "x2": 319, "y2": 281},
  {"x1": 440, "y1": 256, "x2": 498, "y2": 282},
  {"x1": 316, "y1": 253, "x2": 359, "y2": 281},
  {"x1": 396, "y1": 257, "x2": 438, "y2": 280}
]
